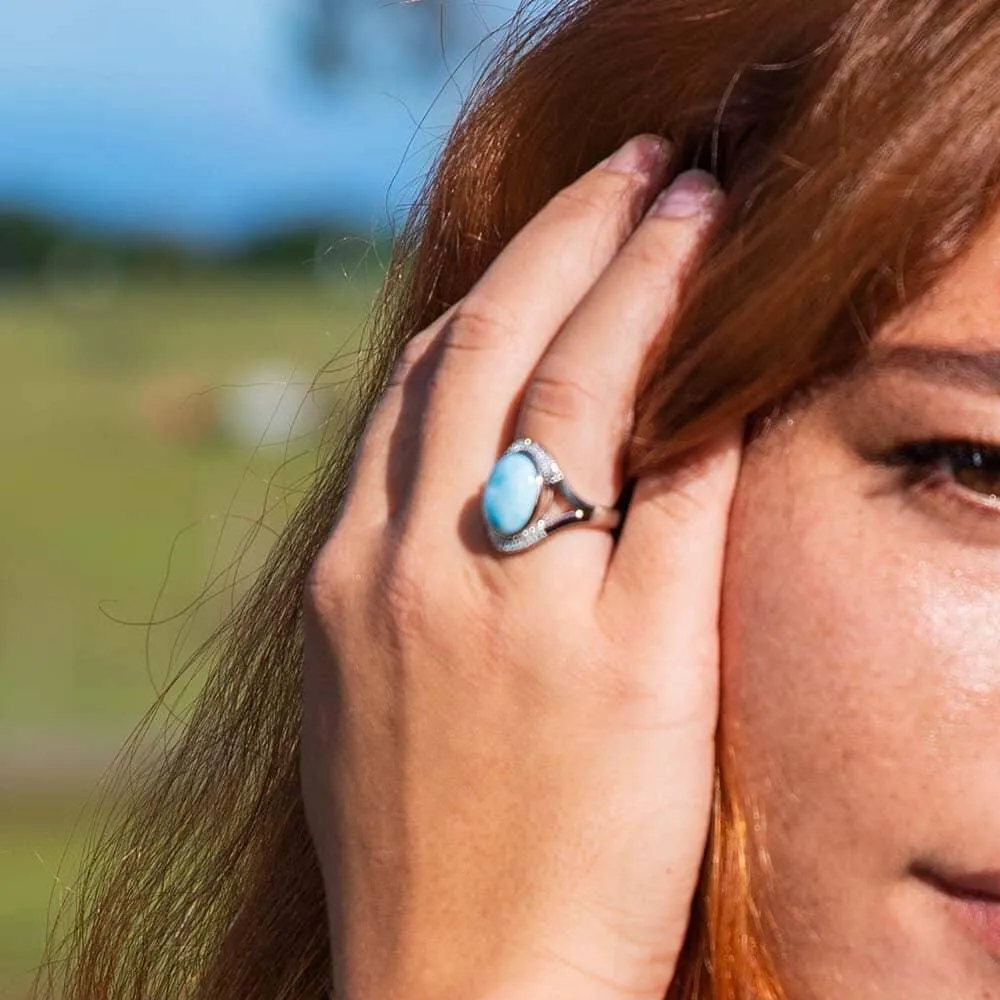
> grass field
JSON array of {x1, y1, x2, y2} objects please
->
[{"x1": 0, "y1": 270, "x2": 380, "y2": 997}]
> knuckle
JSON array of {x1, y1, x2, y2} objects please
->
[
  {"x1": 551, "y1": 174, "x2": 641, "y2": 226},
  {"x1": 442, "y1": 299, "x2": 515, "y2": 356},
  {"x1": 304, "y1": 535, "x2": 441, "y2": 657},
  {"x1": 386, "y1": 328, "x2": 439, "y2": 391},
  {"x1": 522, "y1": 360, "x2": 606, "y2": 426},
  {"x1": 303, "y1": 534, "x2": 358, "y2": 623},
  {"x1": 618, "y1": 234, "x2": 678, "y2": 277},
  {"x1": 551, "y1": 186, "x2": 610, "y2": 221},
  {"x1": 630, "y1": 222, "x2": 704, "y2": 287}
]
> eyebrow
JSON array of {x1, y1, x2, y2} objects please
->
[{"x1": 858, "y1": 345, "x2": 1000, "y2": 395}]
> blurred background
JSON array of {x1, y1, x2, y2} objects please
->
[{"x1": 0, "y1": 1, "x2": 518, "y2": 994}]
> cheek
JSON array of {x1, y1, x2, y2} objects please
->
[{"x1": 719, "y1": 428, "x2": 1000, "y2": 882}]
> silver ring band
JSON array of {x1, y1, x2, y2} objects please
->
[{"x1": 481, "y1": 438, "x2": 623, "y2": 554}]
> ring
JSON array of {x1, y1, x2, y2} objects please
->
[{"x1": 481, "y1": 438, "x2": 623, "y2": 554}]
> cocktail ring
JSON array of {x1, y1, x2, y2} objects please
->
[{"x1": 481, "y1": 438, "x2": 623, "y2": 554}]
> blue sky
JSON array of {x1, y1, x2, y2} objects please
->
[{"x1": 0, "y1": 0, "x2": 518, "y2": 244}]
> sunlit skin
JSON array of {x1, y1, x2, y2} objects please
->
[
  {"x1": 302, "y1": 138, "x2": 741, "y2": 1000},
  {"x1": 724, "y1": 208, "x2": 1000, "y2": 998}
]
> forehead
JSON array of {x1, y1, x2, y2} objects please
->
[{"x1": 882, "y1": 206, "x2": 1000, "y2": 351}]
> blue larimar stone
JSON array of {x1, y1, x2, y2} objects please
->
[{"x1": 483, "y1": 452, "x2": 542, "y2": 535}]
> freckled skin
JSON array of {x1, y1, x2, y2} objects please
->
[{"x1": 721, "y1": 214, "x2": 1000, "y2": 998}]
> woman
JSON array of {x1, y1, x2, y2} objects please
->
[{"x1": 37, "y1": 1, "x2": 1000, "y2": 998}]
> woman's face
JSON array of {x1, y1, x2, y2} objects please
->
[{"x1": 722, "y1": 208, "x2": 1000, "y2": 998}]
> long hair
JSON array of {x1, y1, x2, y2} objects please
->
[{"x1": 35, "y1": 1, "x2": 1000, "y2": 998}]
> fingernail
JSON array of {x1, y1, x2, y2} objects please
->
[
  {"x1": 652, "y1": 169, "x2": 723, "y2": 219},
  {"x1": 599, "y1": 135, "x2": 671, "y2": 178}
]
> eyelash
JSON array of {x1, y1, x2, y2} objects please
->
[{"x1": 878, "y1": 439, "x2": 1000, "y2": 513}]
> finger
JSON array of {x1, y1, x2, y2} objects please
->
[
  {"x1": 339, "y1": 137, "x2": 670, "y2": 534},
  {"x1": 404, "y1": 135, "x2": 673, "y2": 522},
  {"x1": 513, "y1": 170, "x2": 725, "y2": 573},
  {"x1": 338, "y1": 309, "x2": 454, "y2": 531},
  {"x1": 601, "y1": 429, "x2": 743, "y2": 655}
]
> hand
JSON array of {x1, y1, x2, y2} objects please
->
[{"x1": 301, "y1": 134, "x2": 740, "y2": 1000}]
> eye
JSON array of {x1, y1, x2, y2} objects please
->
[{"x1": 882, "y1": 440, "x2": 1000, "y2": 504}]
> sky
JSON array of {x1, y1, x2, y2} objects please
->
[{"x1": 0, "y1": 0, "x2": 519, "y2": 244}]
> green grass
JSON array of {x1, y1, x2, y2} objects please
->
[
  {"x1": 0, "y1": 271, "x2": 381, "y2": 995},
  {"x1": 0, "y1": 272, "x2": 377, "y2": 733},
  {"x1": 0, "y1": 799, "x2": 88, "y2": 999}
]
